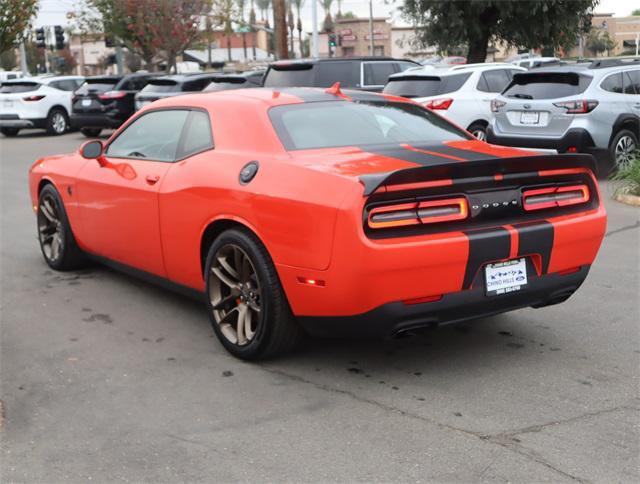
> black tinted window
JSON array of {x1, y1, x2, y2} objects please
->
[
  {"x1": 478, "y1": 69, "x2": 511, "y2": 93},
  {"x1": 141, "y1": 81, "x2": 180, "y2": 93},
  {"x1": 383, "y1": 73, "x2": 470, "y2": 98},
  {"x1": 363, "y1": 62, "x2": 397, "y2": 86},
  {"x1": 0, "y1": 82, "x2": 40, "y2": 93},
  {"x1": 601, "y1": 73, "x2": 623, "y2": 93},
  {"x1": 626, "y1": 70, "x2": 640, "y2": 94},
  {"x1": 50, "y1": 79, "x2": 79, "y2": 91},
  {"x1": 269, "y1": 101, "x2": 470, "y2": 150},
  {"x1": 77, "y1": 79, "x2": 118, "y2": 94},
  {"x1": 107, "y1": 110, "x2": 190, "y2": 161},
  {"x1": 179, "y1": 110, "x2": 214, "y2": 158},
  {"x1": 503, "y1": 73, "x2": 591, "y2": 99},
  {"x1": 316, "y1": 61, "x2": 358, "y2": 87},
  {"x1": 182, "y1": 78, "x2": 211, "y2": 91},
  {"x1": 264, "y1": 65, "x2": 314, "y2": 87},
  {"x1": 203, "y1": 78, "x2": 248, "y2": 91},
  {"x1": 623, "y1": 72, "x2": 638, "y2": 94}
]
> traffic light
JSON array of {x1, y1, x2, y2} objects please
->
[
  {"x1": 35, "y1": 27, "x2": 46, "y2": 48},
  {"x1": 54, "y1": 25, "x2": 65, "y2": 50},
  {"x1": 328, "y1": 33, "x2": 337, "y2": 48}
]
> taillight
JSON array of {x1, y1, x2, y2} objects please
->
[
  {"x1": 424, "y1": 98, "x2": 453, "y2": 110},
  {"x1": 553, "y1": 100, "x2": 598, "y2": 114},
  {"x1": 99, "y1": 90, "x2": 126, "y2": 100},
  {"x1": 522, "y1": 185, "x2": 590, "y2": 211},
  {"x1": 368, "y1": 198, "x2": 468, "y2": 229},
  {"x1": 491, "y1": 99, "x2": 506, "y2": 112},
  {"x1": 23, "y1": 95, "x2": 45, "y2": 101}
]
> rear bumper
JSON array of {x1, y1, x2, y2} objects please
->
[
  {"x1": 0, "y1": 115, "x2": 47, "y2": 129},
  {"x1": 70, "y1": 113, "x2": 123, "y2": 129},
  {"x1": 298, "y1": 265, "x2": 590, "y2": 338},
  {"x1": 486, "y1": 127, "x2": 605, "y2": 157}
]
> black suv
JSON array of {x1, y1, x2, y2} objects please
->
[
  {"x1": 71, "y1": 73, "x2": 158, "y2": 137},
  {"x1": 134, "y1": 73, "x2": 223, "y2": 110},
  {"x1": 262, "y1": 57, "x2": 418, "y2": 92}
]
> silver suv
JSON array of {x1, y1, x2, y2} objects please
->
[{"x1": 487, "y1": 59, "x2": 640, "y2": 174}]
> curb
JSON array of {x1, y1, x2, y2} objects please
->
[{"x1": 614, "y1": 192, "x2": 640, "y2": 207}]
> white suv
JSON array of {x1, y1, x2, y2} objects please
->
[
  {"x1": 383, "y1": 63, "x2": 525, "y2": 140},
  {"x1": 0, "y1": 75, "x2": 84, "y2": 136}
]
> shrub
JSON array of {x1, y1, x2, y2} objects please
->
[{"x1": 612, "y1": 150, "x2": 640, "y2": 196}]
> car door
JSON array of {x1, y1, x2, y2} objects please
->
[{"x1": 75, "y1": 109, "x2": 191, "y2": 276}]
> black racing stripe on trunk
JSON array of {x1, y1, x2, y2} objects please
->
[
  {"x1": 462, "y1": 227, "x2": 511, "y2": 289},
  {"x1": 360, "y1": 144, "x2": 475, "y2": 166},
  {"x1": 513, "y1": 220, "x2": 554, "y2": 274},
  {"x1": 409, "y1": 143, "x2": 492, "y2": 161}
]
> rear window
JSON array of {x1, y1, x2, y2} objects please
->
[
  {"x1": 503, "y1": 72, "x2": 591, "y2": 99},
  {"x1": 363, "y1": 62, "x2": 397, "y2": 87},
  {"x1": 383, "y1": 73, "x2": 471, "y2": 98},
  {"x1": 76, "y1": 78, "x2": 119, "y2": 94},
  {"x1": 0, "y1": 82, "x2": 40, "y2": 93},
  {"x1": 316, "y1": 61, "x2": 359, "y2": 87},
  {"x1": 269, "y1": 100, "x2": 470, "y2": 150},
  {"x1": 264, "y1": 63, "x2": 314, "y2": 87},
  {"x1": 203, "y1": 78, "x2": 248, "y2": 92},
  {"x1": 140, "y1": 80, "x2": 181, "y2": 93}
]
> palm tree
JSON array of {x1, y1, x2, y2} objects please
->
[
  {"x1": 256, "y1": 0, "x2": 270, "y2": 21},
  {"x1": 319, "y1": 0, "x2": 334, "y2": 33},
  {"x1": 287, "y1": 1, "x2": 294, "y2": 56},
  {"x1": 237, "y1": 0, "x2": 247, "y2": 59},
  {"x1": 249, "y1": 0, "x2": 257, "y2": 59},
  {"x1": 293, "y1": 0, "x2": 304, "y2": 57}
]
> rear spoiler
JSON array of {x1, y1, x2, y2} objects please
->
[{"x1": 359, "y1": 153, "x2": 597, "y2": 196}]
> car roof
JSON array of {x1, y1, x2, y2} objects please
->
[
  {"x1": 2, "y1": 75, "x2": 83, "y2": 85},
  {"x1": 515, "y1": 65, "x2": 593, "y2": 76},
  {"x1": 270, "y1": 57, "x2": 418, "y2": 67},
  {"x1": 149, "y1": 73, "x2": 221, "y2": 83},
  {"x1": 84, "y1": 75, "x2": 123, "y2": 82}
]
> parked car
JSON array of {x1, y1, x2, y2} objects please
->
[
  {"x1": 71, "y1": 72, "x2": 158, "y2": 137},
  {"x1": 263, "y1": 57, "x2": 419, "y2": 92},
  {"x1": 0, "y1": 75, "x2": 84, "y2": 136},
  {"x1": 29, "y1": 87, "x2": 606, "y2": 360},
  {"x1": 487, "y1": 59, "x2": 640, "y2": 173},
  {"x1": 513, "y1": 57, "x2": 563, "y2": 69},
  {"x1": 384, "y1": 63, "x2": 526, "y2": 140},
  {"x1": 135, "y1": 73, "x2": 222, "y2": 110},
  {"x1": 202, "y1": 70, "x2": 265, "y2": 92},
  {"x1": 0, "y1": 70, "x2": 25, "y2": 82}
]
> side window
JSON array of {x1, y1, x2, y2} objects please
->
[
  {"x1": 623, "y1": 72, "x2": 638, "y2": 94},
  {"x1": 478, "y1": 69, "x2": 511, "y2": 93},
  {"x1": 628, "y1": 71, "x2": 640, "y2": 94},
  {"x1": 363, "y1": 62, "x2": 396, "y2": 86},
  {"x1": 132, "y1": 77, "x2": 149, "y2": 90},
  {"x1": 106, "y1": 110, "x2": 190, "y2": 162},
  {"x1": 178, "y1": 110, "x2": 214, "y2": 159},
  {"x1": 518, "y1": 61, "x2": 528, "y2": 68},
  {"x1": 183, "y1": 79, "x2": 209, "y2": 91},
  {"x1": 316, "y1": 61, "x2": 357, "y2": 87},
  {"x1": 395, "y1": 61, "x2": 418, "y2": 73},
  {"x1": 601, "y1": 73, "x2": 623, "y2": 93}
]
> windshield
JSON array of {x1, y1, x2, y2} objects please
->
[
  {"x1": 76, "y1": 79, "x2": 119, "y2": 94},
  {"x1": 503, "y1": 72, "x2": 591, "y2": 99},
  {"x1": 0, "y1": 82, "x2": 40, "y2": 93},
  {"x1": 140, "y1": 81, "x2": 180, "y2": 93},
  {"x1": 383, "y1": 73, "x2": 471, "y2": 98},
  {"x1": 269, "y1": 100, "x2": 471, "y2": 150}
]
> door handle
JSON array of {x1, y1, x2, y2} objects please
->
[{"x1": 145, "y1": 175, "x2": 160, "y2": 185}]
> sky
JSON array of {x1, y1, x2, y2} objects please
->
[{"x1": 35, "y1": 0, "x2": 637, "y2": 30}]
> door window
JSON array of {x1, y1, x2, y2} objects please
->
[
  {"x1": 106, "y1": 110, "x2": 190, "y2": 162},
  {"x1": 316, "y1": 61, "x2": 358, "y2": 87},
  {"x1": 363, "y1": 62, "x2": 396, "y2": 87},
  {"x1": 601, "y1": 73, "x2": 623, "y2": 93},
  {"x1": 178, "y1": 110, "x2": 214, "y2": 158},
  {"x1": 478, "y1": 69, "x2": 511, "y2": 93},
  {"x1": 623, "y1": 71, "x2": 639, "y2": 94}
]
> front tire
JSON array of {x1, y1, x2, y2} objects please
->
[
  {"x1": 46, "y1": 108, "x2": 68, "y2": 136},
  {"x1": 205, "y1": 228, "x2": 303, "y2": 360},
  {"x1": 81, "y1": 128, "x2": 102, "y2": 138},
  {"x1": 1, "y1": 127, "x2": 20, "y2": 137},
  {"x1": 37, "y1": 184, "x2": 85, "y2": 270},
  {"x1": 609, "y1": 129, "x2": 638, "y2": 174}
]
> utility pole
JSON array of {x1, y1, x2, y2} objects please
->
[
  {"x1": 311, "y1": 0, "x2": 318, "y2": 57},
  {"x1": 368, "y1": 0, "x2": 374, "y2": 56},
  {"x1": 273, "y1": 0, "x2": 288, "y2": 59},
  {"x1": 115, "y1": 41, "x2": 124, "y2": 74}
]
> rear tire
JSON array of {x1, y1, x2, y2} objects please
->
[
  {"x1": 81, "y1": 128, "x2": 102, "y2": 138},
  {"x1": 1, "y1": 127, "x2": 20, "y2": 137},
  {"x1": 608, "y1": 129, "x2": 638, "y2": 175},
  {"x1": 46, "y1": 108, "x2": 68, "y2": 136},
  {"x1": 37, "y1": 184, "x2": 86, "y2": 271},
  {"x1": 467, "y1": 122, "x2": 487, "y2": 141},
  {"x1": 204, "y1": 228, "x2": 303, "y2": 360}
]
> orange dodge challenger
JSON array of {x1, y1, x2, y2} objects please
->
[{"x1": 29, "y1": 86, "x2": 607, "y2": 359}]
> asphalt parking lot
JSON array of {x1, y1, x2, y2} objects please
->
[{"x1": 1, "y1": 131, "x2": 639, "y2": 483}]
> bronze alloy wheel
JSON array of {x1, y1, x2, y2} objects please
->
[
  {"x1": 38, "y1": 193, "x2": 64, "y2": 263},
  {"x1": 208, "y1": 243, "x2": 262, "y2": 346}
]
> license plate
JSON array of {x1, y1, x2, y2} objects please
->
[
  {"x1": 82, "y1": 99, "x2": 91, "y2": 107},
  {"x1": 520, "y1": 111, "x2": 540, "y2": 124},
  {"x1": 485, "y1": 258, "x2": 528, "y2": 296}
]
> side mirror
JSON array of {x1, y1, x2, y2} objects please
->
[{"x1": 80, "y1": 140, "x2": 103, "y2": 159}]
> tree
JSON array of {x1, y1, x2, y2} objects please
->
[
  {"x1": 0, "y1": 49, "x2": 17, "y2": 70},
  {"x1": 586, "y1": 28, "x2": 616, "y2": 56},
  {"x1": 287, "y1": 1, "x2": 295, "y2": 56},
  {"x1": 56, "y1": 48, "x2": 78, "y2": 74},
  {"x1": 272, "y1": 0, "x2": 288, "y2": 59},
  {"x1": 0, "y1": 0, "x2": 38, "y2": 54},
  {"x1": 319, "y1": 0, "x2": 334, "y2": 33},
  {"x1": 211, "y1": 0, "x2": 239, "y2": 62},
  {"x1": 256, "y1": 0, "x2": 270, "y2": 21},
  {"x1": 402, "y1": 0, "x2": 599, "y2": 63},
  {"x1": 292, "y1": 0, "x2": 304, "y2": 58},
  {"x1": 632, "y1": 8, "x2": 640, "y2": 16}
]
